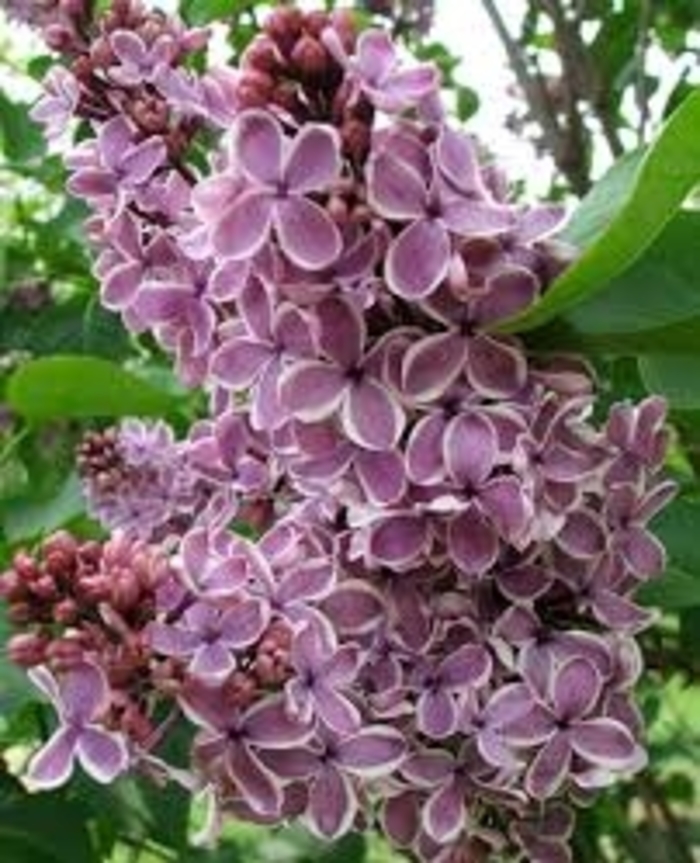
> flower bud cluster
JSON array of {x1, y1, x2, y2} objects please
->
[
  {"x1": 0, "y1": 530, "x2": 175, "y2": 746},
  {"x1": 11, "y1": 3, "x2": 676, "y2": 861},
  {"x1": 77, "y1": 419, "x2": 206, "y2": 541}
]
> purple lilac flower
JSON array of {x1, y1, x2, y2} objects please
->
[
  {"x1": 26, "y1": 663, "x2": 129, "y2": 788},
  {"x1": 211, "y1": 110, "x2": 342, "y2": 270},
  {"x1": 16, "y1": 5, "x2": 677, "y2": 861}
]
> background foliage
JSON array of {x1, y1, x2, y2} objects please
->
[{"x1": 0, "y1": 1, "x2": 699, "y2": 860}]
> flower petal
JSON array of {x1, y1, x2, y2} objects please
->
[
  {"x1": 386, "y1": 219, "x2": 450, "y2": 299},
  {"x1": 448, "y1": 505, "x2": 499, "y2": 576},
  {"x1": 443, "y1": 411, "x2": 498, "y2": 487},
  {"x1": 212, "y1": 189, "x2": 273, "y2": 260},
  {"x1": 367, "y1": 151, "x2": 427, "y2": 220},
  {"x1": 570, "y1": 718, "x2": 637, "y2": 768},
  {"x1": 553, "y1": 657, "x2": 602, "y2": 721},
  {"x1": 402, "y1": 331, "x2": 467, "y2": 402},
  {"x1": 284, "y1": 124, "x2": 341, "y2": 193},
  {"x1": 279, "y1": 360, "x2": 346, "y2": 422},
  {"x1": 26, "y1": 727, "x2": 78, "y2": 789},
  {"x1": 336, "y1": 727, "x2": 406, "y2": 777},
  {"x1": 234, "y1": 109, "x2": 283, "y2": 186},
  {"x1": 525, "y1": 734, "x2": 572, "y2": 801},
  {"x1": 275, "y1": 198, "x2": 342, "y2": 270},
  {"x1": 465, "y1": 334, "x2": 527, "y2": 397},
  {"x1": 77, "y1": 727, "x2": 130, "y2": 783},
  {"x1": 342, "y1": 378, "x2": 404, "y2": 451}
]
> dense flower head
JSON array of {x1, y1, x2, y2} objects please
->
[{"x1": 4, "y1": 2, "x2": 678, "y2": 862}]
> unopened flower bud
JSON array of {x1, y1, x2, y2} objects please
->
[
  {"x1": 291, "y1": 34, "x2": 328, "y2": 80},
  {"x1": 7, "y1": 633, "x2": 47, "y2": 667}
]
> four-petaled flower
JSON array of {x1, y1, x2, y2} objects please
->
[
  {"x1": 27, "y1": 663, "x2": 130, "y2": 789},
  {"x1": 212, "y1": 110, "x2": 342, "y2": 270}
]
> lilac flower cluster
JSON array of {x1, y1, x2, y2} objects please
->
[{"x1": 7, "y1": 2, "x2": 676, "y2": 861}]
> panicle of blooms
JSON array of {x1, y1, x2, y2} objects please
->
[
  {"x1": 76, "y1": 419, "x2": 207, "y2": 542},
  {"x1": 4, "y1": 3, "x2": 678, "y2": 862},
  {"x1": 0, "y1": 530, "x2": 183, "y2": 766}
]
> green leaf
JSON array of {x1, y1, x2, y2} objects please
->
[
  {"x1": 559, "y1": 149, "x2": 645, "y2": 250},
  {"x1": 562, "y1": 211, "x2": 700, "y2": 336},
  {"x1": 455, "y1": 85, "x2": 479, "y2": 122},
  {"x1": 0, "y1": 775, "x2": 97, "y2": 863},
  {"x1": 182, "y1": 0, "x2": 245, "y2": 25},
  {"x1": 500, "y1": 88, "x2": 700, "y2": 332},
  {"x1": 638, "y1": 567, "x2": 700, "y2": 610},
  {"x1": 652, "y1": 497, "x2": 700, "y2": 572},
  {"x1": 7, "y1": 356, "x2": 180, "y2": 421},
  {"x1": 0, "y1": 93, "x2": 45, "y2": 162},
  {"x1": 0, "y1": 472, "x2": 84, "y2": 543},
  {"x1": 638, "y1": 355, "x2": 700, "y2": 410}
]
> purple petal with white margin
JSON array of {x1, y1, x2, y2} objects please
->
[
  {"x1": 342, "y1": 378, "x2": 404, "y2": 450},
  {"x1": 211, "y1": 338, "x2": 272, "y2": 389},
  {"x1": 315, "y1": 684, "x2": 362, "y2": 734},
  {"x1": 58, "y1": 662, "x2": 110, "y2": 724},
  {"x1": 238, "y1": 275, "x2": 273, "y2": 341},
  {"x1": 149, "y1": 621, "x2": 201, "y2": 657},
  {"x1": 553, "y1": 658, "x2": 602, "y2": 720},
  {"x1": 570, "y1": 718, "x2": 637, "y2": 768},
  {"x1": 321, "y1": 581, "x2": 385, "y2": 635},
  {"x1": 418, "y1": 689, "x2": 459, "y2": 739},
  {"x1": 525, "y1": 734, "x2": 572, "y2": 801},
  {"x1": 120, "y1": 137, "x2": 166, "y2": 185},
  {"x1": 244, "y1": 696, "x2": 313, "y2": 748},
  {"x1": 474, "y1": 267, "x2": 540, "y2": 325},
  {"x1": 275, "y1": 197, "x2": 342, "y2": 270},
  {"x1": 234, "y1": 109, "x2": 283, "y2": 186},
  {"x1": 308, "y1": 766, "x2": 356, "y2": 839},
  {"x1": 424, "y1": 778, "x2": 465, "y2": 844},
  {"x1": 284, "y1": 124, "x2": 341, "y2": 193},
  {"x1": 442, "y1": 199, "x2": 514, "y2": 237},
  {"x1": 557, "y1": 510, "x2": 606, "y2": 559},
  {"x1": 386, "y1": 219, "x2": 450, "y2": 299},
  {"x1": 102, "y1": 261, "x2": 142, "y2": 309},
  {"x1": 77, "y1": 727, "x2": 129, "y2": 783},
  {"x1": 277, "y1": 561, "x2": 335, "y2": 606},
  {"x1": 354, "y1": 449, "x2": 406, "y2": 506},
  {"x1": 440, "y1": 643, "x2": 492, "y2": 688},
  {"x1": 435, "y1": 127, "x2": 482, "y2": 195},
  {"x1": 479, "y1": 475, "x2": 531, "y2": 542},
  {"x1": 226, "y1": 742, "x2": 283, "y2": 816},
  {"x1": 448, "y1": 505, "x2": 499, "y2": 576},
  {"x1": 402, "y1": 331, "x2": 467, "y2": 402},
  {"x1": 356, "y1": 29, "x2": 396, "y2": 81},
  {"x1": 401, "y1": 750, "x2": 453, "y2": 786},
  {"x1": 406, "y1": 413, "x2": 447, "y2": 485},
  {"x1": 220, "y1": 599, "x2": 269, "y2": 649},
  {"x1": 465, "y1": 334, "x2": 527, "y2": 397},
  {"x1": 367, "y1": 151, "x2": 426, "y2": 220},
  {"x1": 368, "y1": 513, "x2": 428, "y2": 567},
  {"x1": 593, "y1": 590, "x2": 655, "y2": 633},
  {"x1": 190, "y1": 642, "x2": 235, "y2": 680},
  {"x1": 26, "y1": 727, "x2": 78, "y2": 789},
  {"x1": 372, "y1": 65, "x2": 438, "y2": 112},
  {"x1": 382, "y1": 792, "x2": 420, "y2": 848},
  {"x1": 516, "y1": 203, "x2": 566, "y2": 243},
  {"x1": 279, "y1": 360, "x2": 346, "y2": 422},
  {"x1": 443, "y1": 411, "x2": 497, "y2": 487},
  {"x1": 317, "y1": 295, "x2": 364, "y2": 369},
  {"x1": 336, "y1": 726, "x2": 406, "y2": 777},
  {"x1": 620, "y1": 526, "x2": 666, "y2": 578},
  {"x1": 212, "y1": 189, "x2": 273, "y2": 260}
]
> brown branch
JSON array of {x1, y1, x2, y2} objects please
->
[
  {"x1": 538, "y1": 0, "x2": 624, "y2": 160},
  {"x1": 480, "y1": 0, "x2": 591, "y2": 195}
]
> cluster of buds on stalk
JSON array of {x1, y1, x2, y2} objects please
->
[{"x1": 2, "y1": 2, "x2": 677, "y2": 861}]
